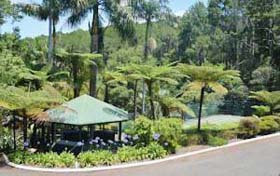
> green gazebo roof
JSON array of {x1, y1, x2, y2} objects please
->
[{"x1": 46, "y1": 94, "x2": 128, "y2": 125}]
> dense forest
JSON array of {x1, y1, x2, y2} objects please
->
[{"x1": 0, "y1": 0, "x2": 279, "y2": 120}]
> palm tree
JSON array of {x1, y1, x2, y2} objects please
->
[
  {"x1": 128, "y1": 64, "x2": 180, "y2": 119},
  {"x1": 56, "y1": 50, "x2": 102, "y2": 98},
  {"x1": 249, "y1": 90, "x2": 280, "y2": 115},
  {"x1": 66, "y1": 0, "x2": 135, "y2": 97},
  {"x1": 177, "y1": 64, "x2": 240, "y2": 131},
  {"x1": 130, "y1": 0, "x2": 169, "y2": 114},
  {"x1": 159, "y1": 96, "x2": 195, "y2": 118},
  {"x1": 20, "y1": 0, "x2": 61, "y2": 64},
  {"x1": 102, "y1": 70, "x2": 127, "y2": 103},
  {"x1": 118, "y1": 64, "x2": 145, "y2": 118},
  {"x1": 130, "y1": 0, "x2": 168, "y2": 59},
  {"x1": 0, "y1": 85, "x2": 64, "y2": 149}
]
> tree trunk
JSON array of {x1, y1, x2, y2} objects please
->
[
  {"x1": 13, "y1": 112, "x2": 16, "y2": 150},
  {"x1": 90, "y1": 4, "x2": 99, "y2": 53},
  {"x1": 141, "y1": 80, "x2": 146, "y2": 114},
  {"x1": 133, "y1": 80, "x2": 138, "y2": 119},
  {"x1": 197, "y1": 86, "x2": 205, "y2": 132},
  {"x1": 72, "y1": 60, "x2": 80, "y2": 98},
  {"x1": 141, "y1": 17, "x2": 151, "y2": 114},
  {"x1": 89, "y1": 62, "x2": 98, "y2": 97},
  {"x1": 52, "y1": 20, "x2": 56, "y2": 64},
  {"x1": 148, "y1": 82, "x2": 156, "y2": 120},
  {"x1": 47, "y1": 16, "x2": 53, "y2": 64},
  {"x1": 23, "y1": 116, "x2": 28, "y2": 149},
  {"x1": 104, "y1": 84, "x2": 109, "y2": 103},
  {"x1": 89, "y1": 4, "x2": 99, "y2": 97},
  {"x1": 144, "y1": 17, "x2": 151, "y2": 60}
]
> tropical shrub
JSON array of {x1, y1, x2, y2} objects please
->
[
  {"x1": 78, "y1": 150, "x2": 117, "y2": 167},
  {"x1": 57, "y1": 152, "x2": 76, "y2": 167},
  {"x1": 185, "y1": 134, "x2": 204, "y2": 145},
  {"x1": 116, "y1": 146, "x2": 139, "y2": 162},
  {"x1": 237, "y1": 117, "x2": 260, "y2": 139},
  {"x1": 207, "y1": 135, "x2": 228, "y2": 146},
  {"x1": 9, "y1": 151, "x2": 76, "y2": 168},
  {"x1": 8, "y1": 151, "x2": 31, "y2": 165},
  {"x1": 153, "y1": 118, "x2": 184, "y2": 153},
  {"x1": 125, "y1": 116, "x2": 153, "y2": 145},
  {"x1": 259, "y1": 116, "x2": 280, "y2": 135},
  {"x1": 0, "y1": 127, "x2": 13, "y2": 152},
  {"x1": 145, "y1": 142, "x2": 167, "y2": 160},
  {"x1": 217, "y1": 130, "x2": 237, "y2": 140}
]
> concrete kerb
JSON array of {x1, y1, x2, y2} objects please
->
[{"x1": 3, "y1": 132, "x2": 280, "y2": 173}]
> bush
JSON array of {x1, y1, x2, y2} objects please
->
[
  {"x1": 178, "y1": 134, "x2": 188, "y2": 147},
  {"x1": 185, "y1": 134, "x2": 204, "y2": 146},
  {"x1": 237, "y1": 117, "x2": 260, "y2": 139},
  {"x1": 207, "y1": 135, "x2": 228, "y2": 146},
  {"x1": 145, "y1": 142, "x2": 167, "y2": 160},
  {"x1": 0, "y1": 128, "x2": 13, "y2": 152},
  {"x1": 259, "y1": 116, "x2": 280, "y2": 135},
  {"x1": 8, "y1": 151, "x2": 31, "y2": 165},
  {"x1": 117, "y1": 146, "x2": 139, "y2": 162},
  {"x1": 125, "y1": 116, "x2": 153, "y2": 145},
  {"x1": 217, "y1": 130, "x2": 237, "y2": 140},
  {"x1": 58, "y1": 152, "x2": 76, "y2": 167},
  {"x1": 153, "y1": 118, "x2": 184, "y2": 153},
  {"x1": 9, "y1": 151, "x2": 76, "y2": 168},
  {"x1": 78, "y1": 150, "x2": 117, "y2": 167}
]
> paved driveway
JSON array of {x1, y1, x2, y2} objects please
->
[{"x1": 1, "y1": 135, "x2": 280, "y2": 176}]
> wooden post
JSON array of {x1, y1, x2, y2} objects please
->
[
  {"x1": 23, "y1": 116, "x2": 28, "y2": 149},
  {"x1": 79, "y1": 126, "x2": 82, "y2": 142},
  {"x1": 42, "y1": 124, "x2": 45, "y2": 146},
  {"x1": 51, "y1": 123, "x2": 55, "y2": 144},
  {"x1": 198, "y1": 86, "x2": 205, "y2": 132},
  {"x1": 118, "y1": 122, "x2": 122, "y2": 141},
  {"x1": 13, "y1": 112, "x2": 16, "y2": 150}
]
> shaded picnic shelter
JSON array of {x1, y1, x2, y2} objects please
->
[{"x1": 16, "y1": 94, "x2": 129, "y2": 153}]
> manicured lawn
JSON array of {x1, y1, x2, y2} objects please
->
[{"x1": 184, "y1": 114, "x2": 244, "y2": 130}]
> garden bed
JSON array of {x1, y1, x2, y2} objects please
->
[
  {"x1": 3, "y1": 132, "x2": 280, "y2": 173},
  {"x1": 3, "y1": 115, "x2": 280, "y2": 171}
]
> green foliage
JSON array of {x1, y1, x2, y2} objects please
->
[
  {"x1": 0, "y1": 51, "x2": 28, "y2": 85},
  {"x1": 125, "y1": 116, "x2": 153, "y2": 145},
  {"x1": 144, "y1": 142, "x2": 167, "y2": 160},
  {"x1": 251, "y1": 105, "x2": 271, "y2": 117},
  {"x1": 185, "y1": 134, "x2": 204, "y2": 146},
  {"x1": 9, "y1": 151, "x2": 76, "y2": 168},
  {"x1": 250, "y1": 91, "x2": 280, "y2": 115},
  {"x1": 238, "y1": 117, "x2": 260, "y2": 139},
  {"x1": 0, "y1": 127, "x2": 13, "y2": 152},
  {"x1": 0, "y1": 0, "x2": 19, "y2": 26},
  {"x1": 259, "y1": 116, "x2": 280, "y2": 135},
  {"x1": 207, "y1": 135, "x2": 228, "y2": 146},
  {"x1": 153, "y1": 118, "x2": 184, "y2": 153},
  {"x1": 78, "y1": 150, "x2": 116, "y2": 167},
  {"x1": 125, "y1": 116, "x2": 184, "y2": 153}
]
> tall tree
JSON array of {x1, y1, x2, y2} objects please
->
[
  {"x1": 19, "y1": 0, "x2": 64, "y2": 64},
  {"x1": 130, "y1": 0, "x2": 169, "y2": 114},
  {"x1": 178, "y1": 64, "x2": 240, "y2": 131},
  {"x1": 0, "y1": 0, "x2": 18, "y2": 27},
  {"x1": 67, "y1": 0, "x2": 135, "y2": 97},
  {"x1": 126, "y1": 64, "x2": 180, "y2": 119}
]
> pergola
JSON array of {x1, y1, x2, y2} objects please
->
[
  {"x1": 45, "y1": 94, "x2": 129, "y2": 142},
  {"x1": 12, "y1": 94, "x2": 129, "y2": 151}
]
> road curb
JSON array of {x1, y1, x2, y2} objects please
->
[{"x1": 3, "y1": 132, "x2": 280, "y2": 173}]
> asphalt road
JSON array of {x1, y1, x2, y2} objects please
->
[{"x1": 1, "y1": 135, "x2": 280, "y2": 176}]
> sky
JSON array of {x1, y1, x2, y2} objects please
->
[{"x1": 1, "y1": 0, "x2": 208, "y2": 38}]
